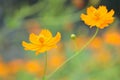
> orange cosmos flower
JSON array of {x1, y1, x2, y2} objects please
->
[
  {"x1": 22, "y1": 29, "x2": 61, "y2": 55},
  {"x1": 80, "y1": 6, "x2": 114, "y2": 29}
]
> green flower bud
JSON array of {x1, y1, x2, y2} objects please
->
[{"x1": 71, "y1": 34, "x2": 76, "y2": 39}]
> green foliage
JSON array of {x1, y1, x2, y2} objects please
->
[{"x1": 5, "y1": 0, "x2": 83, "y2": 29}]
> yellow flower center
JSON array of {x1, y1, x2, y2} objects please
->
[
  {"x1": 94, "y1": 12, "x2": 100, "y2": 21},
  {"x1": 39, "y1": 37, "x2": 44, "y2": 43},
  {"x1": 39, "y1": 36, "x2": 45, "y2": 43}
]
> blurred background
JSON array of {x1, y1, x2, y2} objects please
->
[{"x1": 0, "y1": 0, "x2": 120, "y2": 80}]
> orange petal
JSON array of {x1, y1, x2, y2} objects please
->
[
  {"x1": 106, "y1": 9, "x2": 114, "y2": 17},
  {"x1": 47, "y1": 32, "x2": 61, "y2": 46},
  {"x1": 29, "y1": 33, "x2": 39, "y2": 44},
  {"x1": 87, "y1": 6, "x2": 97, "y2": 15},
  {"x1": 22, "y1": 41, "x2": 39, "y2": 50},
  {"x1": 98, "y1": 6, "x2": 107, "y2": 15},
  {"x1": 80, "y1": 14, "x2": 89, "y2": 24},
  {"x1": 80, "y1": 14, "x2": 87, "y2": 20},
  {"x1": 35, "y1": 47, "x2": 47, "y2": 55},
  {"x1": 40, "y1": 29, "x2": 52, "y2": 39},
  {"x1": 81, "y1": 14, "x2": 94, "y2": 26}
]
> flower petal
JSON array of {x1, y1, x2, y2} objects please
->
[
  {"x1": 29, "y1": 33, "x2": 39, "y2": 44},
  {"x1": 40, "y1": 29, "x2": 52, "y2": 39},
  {"x1": 35, "y1": 47, "x2": 47, "y2": 55},
  {"x1": 106, "y1": 9, "x2": 114, "y2": 17},
  {"x1": 98, "y1": 6, "x2": 107, "y2": 15},
  {"x1": 87, "y1": 6, "x2": 97, "y2": 15},
  {"x1": 22, "y1": 41, "x2": 40, "y2": 50},
  {"x1": 47, "y1": 32, "x2": 61, "y2": 46},
  {"x1": 81, "y1": 14, "x2": 95, "y2": 27}
]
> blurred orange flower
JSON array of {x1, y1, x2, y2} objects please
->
[
  {"x1": 22, "y1": 29, "x2": 61, "y2": 55},
  {"x1": 94, "y1": 49, "x2": 111, "y2": 64},
  {"x1": 8, "y1": 59, "x2": 24, "y2": 74},
  {"x1": 0, "y1": 62, "x2": 9, "y2": 77},
  {"x1": 25, "y1": 60, "x2": 44, "y2": 75},
  {"x1": 90, "y1": 37, "x2": 102, "y2": 49},
  {"x1": 80, "y1": 6, "x2": 114, "y2": 29},
  {"x1": 48, "y1": 54, "x2": 65, "y2": 70},
  {"x1": 104, "y1": 32, "x2": 120, "y2": 46}
]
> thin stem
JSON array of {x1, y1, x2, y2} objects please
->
[
  {"x1": 47, "y1": 28, "x2": 99, "y2": 79},
  {"x1": 42, "y1": 52, "x2": 48, "y2": 80}
]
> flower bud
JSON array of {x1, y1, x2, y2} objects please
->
[{"x1": 71, "y1": 34, "x2": 76, "y2": 39}]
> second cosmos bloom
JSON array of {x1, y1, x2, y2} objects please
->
[
  {"x1": 80, "y1": 6, "x2": 114, "y2": 29},
  {"x1": 22, "y1": 29, "x2": 61, "y2": 55}
]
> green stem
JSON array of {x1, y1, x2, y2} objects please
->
[
  {"x1": 47, "y1": 28, "x2": 99, "y2": 79},
  {"x1": 42, "y1": 52, "x2": 48, "y2": 80}
]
